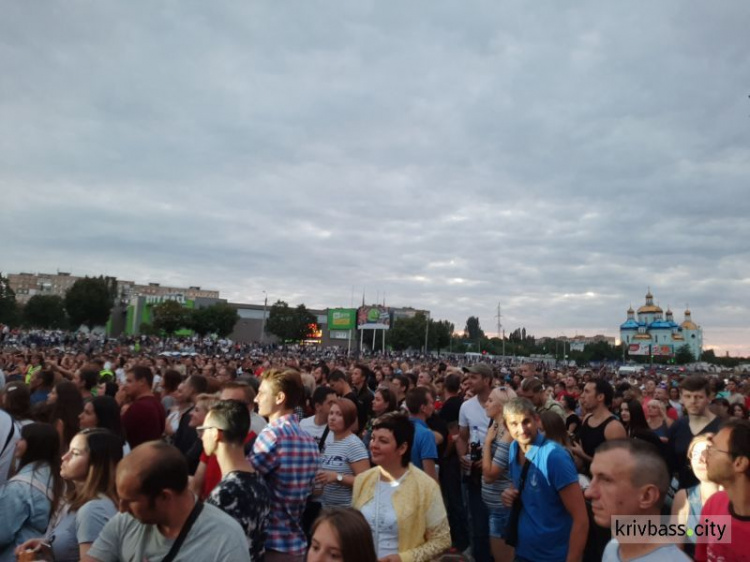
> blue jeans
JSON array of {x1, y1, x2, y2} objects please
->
[{"x1": 488, "y1": 506, "x2": 511, "y2": 539}]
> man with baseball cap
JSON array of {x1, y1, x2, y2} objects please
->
[{"x1": 456, "y1": 363, "x2": 493, "y2": 562}]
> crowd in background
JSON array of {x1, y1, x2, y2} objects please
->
[{"x1": 0, "y1": 330, "x2": 749, "y2": 561}]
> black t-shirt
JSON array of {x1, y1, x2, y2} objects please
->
[
  {"x1": 565, "y1": 413, "x2": 581, "y2": 433},
  {"x1": 342, "y1": 391, "x2": 366, "y2": 432},
  {"x1": 173, "y1": 406, "x2": 199, "y2": 456},
  {"x1": 426, "y1": 413, "x2": 449, "y2": 461},
  {"x1": 439, "y1": 395, "x2": 463, "y2": 426},
  {"x1": 668, "y1": 415, "x2": 722, "y2": 488}
]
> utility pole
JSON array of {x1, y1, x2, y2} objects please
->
[{"x1": 495, "y1": 303, "x2": 503, "y2": 359}]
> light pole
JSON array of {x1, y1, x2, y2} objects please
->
[{"x1": 260, "y1": 291, "x2": 267, "y2": 344}]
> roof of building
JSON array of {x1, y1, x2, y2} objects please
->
[
  {"x1": 637, "y1": 304, "x2": 663, "y2": 314},
  {"x1": 681, "y1": 321, "x2": 699, "y2": 330},
  {"x1": 620, "y1": 319, "x2": 640, "y2": 329}
]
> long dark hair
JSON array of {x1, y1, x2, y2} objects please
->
[
  {"x1": 50, "y1": 381, "x2": 83, "y2": 453},
  {"x1": 623, "y1": 399, "x2": 650, "y2": 435},
  {"x1": 65, "y1": 429, "x2": 122, "y2": 512},
  {"x1": 89, "y1": 396, "x2": 125, "y2": 442},
  {"x1": 18, "y1": 423, "x2": 65, "y2": 516},
  {"x1": 311, "y1": 507, "x2": 378, "y2": 562}
]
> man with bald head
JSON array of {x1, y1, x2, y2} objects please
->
[{"x1": 84, "y1": 441, "x2": 250, "y2": 562}]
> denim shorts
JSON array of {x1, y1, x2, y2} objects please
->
[{"x1": 488, "y1": 506, "x2": 511, "y2": 539}]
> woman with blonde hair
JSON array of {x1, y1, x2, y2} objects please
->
[
  {"x1": 646, "y1": 399, "x2": 672, "y2": 442},
  {"x1": 671, "y1": 433, "x2": 719, "y2": 557},
  {"x1": 481, "y1": 385, "x2": 517, "y2": 562}
]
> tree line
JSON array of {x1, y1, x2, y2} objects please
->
[{"x1": 0, "y1": 274, "x2": 239, "y2": 338}]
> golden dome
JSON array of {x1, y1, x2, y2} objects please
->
[
  {"x1": 627, "y1": 306, "x2": 634, "y2": 314},
  {"x1": 633, "y1": 333, "x2": 652, "y2": 340},
  {"x1": 637, "y1": 304, "x2": 663, "y2": 314},
  {"x1": 681, "y1": 321, "x2": 698, "y2": 330}
]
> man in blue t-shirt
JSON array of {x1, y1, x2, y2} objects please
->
[
  {"x1": 405, "y1": 387, "x2": 439, "y2": 481},
  {"x1": 502, "y1": 397, "x2": 588, "y2": 562}
]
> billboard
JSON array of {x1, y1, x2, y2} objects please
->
[
  {"x1": 628, "y1": 343, "x2": 674, "y2": 356},
  {"x1": 327, "y1": 308, "x2": 356, "y2": 331},
  {"x1": 357, "y1": 305, "x2": 391, "y2": 330}
]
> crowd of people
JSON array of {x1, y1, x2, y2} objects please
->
[{"x1": 0, "y1": 333, "x2": 749, "y2": 561}]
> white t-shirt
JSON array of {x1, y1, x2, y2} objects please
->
[
  {"x1": 360, "y1": 473, "x2": 407, "y2": 559},
  {"x1": 458, "y1": 396, "x2": 490, "y2": 442},
  {"x1": 603, "y1": 539, "x2": 691, "y2": 561},
  {"x1": 299, "y1": 416, "x2": 334, "y2": 450}
]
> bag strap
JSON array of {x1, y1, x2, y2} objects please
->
[
  {"x1": 319, "y1": 426, "x2": 330, "y2": 452},
  {"x1": 161, "y1": 499, "x2": 204, "y2": 562},
  {"x1": 0, "y1": 415, "x2": 16, "y2": 457},
  {"x1": 516, "y1": 457, "x2": 532, "y2": 494}
]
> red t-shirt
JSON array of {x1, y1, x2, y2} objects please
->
[
  {"x1": 122, "y1": 395, "x2": 166, "y2": 449},
  {"x1": 198, "y1": 431, "x2": 256, "y2": 499},
  {"x1": 694, "y1": 490, "x2": 750, "y2": 562}
]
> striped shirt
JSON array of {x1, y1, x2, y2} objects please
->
[
  {"x1": 319, "y1": 434, "x2": 369, "y2": 506},
  {"x1": 249, "y1": 414, "x2": 319, "y2": 555}
]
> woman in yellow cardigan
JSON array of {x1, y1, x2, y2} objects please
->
[{"x1": 352, "y1": 412, "x2": 451, "y2": 562}]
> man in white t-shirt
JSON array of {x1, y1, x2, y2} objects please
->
[
  {"x1": 300, "y1": 386, "x2": 337, "y2": 449},
  {"x1": 456, "y1": 363, "x2": 493, "y2": 562}
]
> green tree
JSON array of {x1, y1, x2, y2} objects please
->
[
  {"x1": 265, "y1": 301, "x2": 317, "y2": 343},
  {"x1": 430, "y1": 319, "x2": 454, "y2": 353},
  {"x1": 674, "y1": 344, "x2": 696, "y2": 365},
  {"x1": 23, "y1": 295, "x2": 68, "y2": 329},
  {"x1": 151, "y1": 300, "x2": 189, "y2": 335},
  {"x1": 64, "y1": 276, "x2": 116, "y2": 330},
  {"x1": 388, "y1": 314, "x2": 426, "y2": 351},
  {"x1": 0, "y1": 273, "x2": 20, "y2": 326},
  {"x1": 190, "y1": 303, "x2": 239, "y2": 337},
  {"x1": 464, "y1": 316, "x2": 485, "y2": 341}
]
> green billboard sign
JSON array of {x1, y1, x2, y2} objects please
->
[{"x1": 328, "y1": 308, "x2": 356, "y2": 331}]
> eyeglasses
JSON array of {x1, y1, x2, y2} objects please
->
[
  {"x1": 196, "y1": 426, "x2": 223, "y2": 435},
  {"x1": 705, "y1": 443, "x2": 733, "y2": 457}
]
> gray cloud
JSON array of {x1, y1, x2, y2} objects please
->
[{"x1": 2, "y1": 1, "x2": 749, "y2": 354}]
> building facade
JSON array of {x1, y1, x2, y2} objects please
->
[
  {"x1": 7, "y1": 271, "x2": 218, "y2": 304},
  {"x1": 620, "y1": 290, "x2": 702, "y2": 360}
]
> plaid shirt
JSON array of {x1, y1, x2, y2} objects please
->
[{"x1": 249, "y1": 413, "x2": 319, "y2": 555}]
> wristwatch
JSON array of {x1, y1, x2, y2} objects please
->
[{"x1": 336, "y1": 473, "x2": 343, "y2": 483}]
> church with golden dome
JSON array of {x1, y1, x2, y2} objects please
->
[{"x1": 620, "y1": 290, "x2": 703, "y2": 360}]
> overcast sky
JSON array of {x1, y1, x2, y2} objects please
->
[{"x1": 2, "y1": 2, "x2": 749, "y2": 355}]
